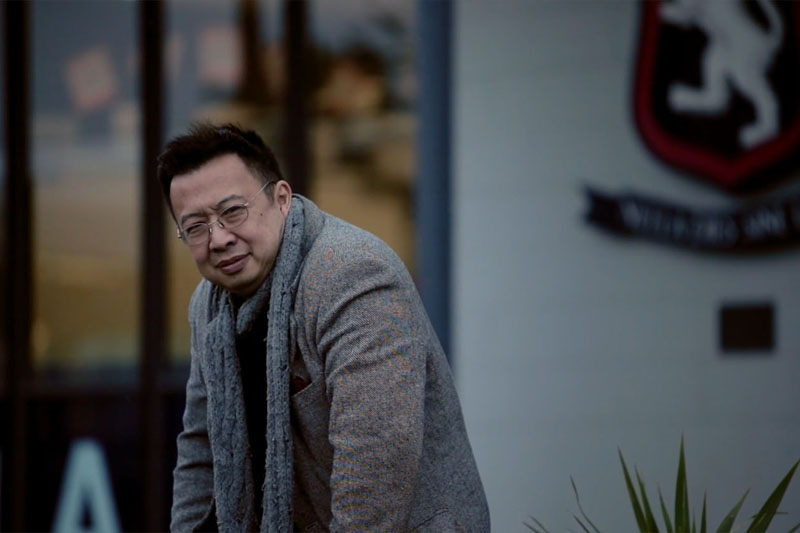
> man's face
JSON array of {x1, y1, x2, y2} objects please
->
[{"x1": 169, "y1": 153, "x2": 292, "y2": 297}]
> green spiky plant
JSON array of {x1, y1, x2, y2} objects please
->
[{"x1": 526, "y1": 438, "x2": 800, "y2": 533}]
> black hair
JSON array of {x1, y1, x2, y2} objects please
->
[{"x1": 157, "y1": 122, "x2": 284, "y2": 214}]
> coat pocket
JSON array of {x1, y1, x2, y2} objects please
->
[
  {"x1": 291, "y1": 377, "x2": 327, "y2": 425},
  {"x1": 290, "y1": 376, "x2": 333, "y2": 466},
  {"x1": 291, "y1": 377, "x2": 334, "y2": 528}
]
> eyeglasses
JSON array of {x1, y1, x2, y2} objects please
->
[{"x1": 177, "y1": 181, "x2": 274, "y2": 246}]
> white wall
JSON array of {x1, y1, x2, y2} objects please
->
[{"x1": 453, "y1": 1, "x2": 800, "y2": 530}]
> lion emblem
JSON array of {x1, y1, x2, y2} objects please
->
[{"x1": 660, "y1": 0, "x2": 784, "y2": 149}]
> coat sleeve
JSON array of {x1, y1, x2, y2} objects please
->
[
  {"x1": 309, "y1": 246, "x2": 428, "y2": 531},
  {"x1": 171, "y1": 326, "x2": 215, "y2": 531}
]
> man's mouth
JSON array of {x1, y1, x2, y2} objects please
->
[{"x1": 216, "y1": 254, "x2": 249, "y2": 274}]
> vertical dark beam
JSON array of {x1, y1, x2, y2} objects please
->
[
  {"x1": 3, "y1": 1, "x2": 30, "y2": 530},
  {"x1": 139, "y1": 1, "x2": 166, "y2": 529},
  {"x1": 284, "y1": 0, "x2": 309, "y2": 197},
  {"x1": 416, "y1": 0, "x2": 452, "y2": 359},
  {"x1": 237, "y1": 0, "x2": 268, "y2": 105}
]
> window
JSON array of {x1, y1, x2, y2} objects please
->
[{"x1": 32, "y1": 1, "x2": 140, "y2": 377}]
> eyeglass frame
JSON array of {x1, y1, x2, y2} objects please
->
[{"x1": 176, "y1": 180, "x2": 276, "y2": 246}]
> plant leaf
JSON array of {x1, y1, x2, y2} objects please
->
[
  {"x1": 675, "y1": 437, "x2": 690, "y2": 533},
  {"x1": 570, "y1": 476, "x2": 601, "y2": 533},
  {"x1": 659, "y1": 488, "x2": 674, "y2": 533},
  {"x1": 716, "y1": 489, "x2": 749, "y2": 533},
  {"x1": 787, "y1": 521, "x2": 800, "y2": 533},
  {"x1": 700, "y1": 493, "x2": 707, "y2": 533},
  {"x1": 574, "y1": 514, "x2": 592, "y2": 533},
  {"x1": 635, "y1": 466, "x2": 659, "y2": 533},
  {"x1": 524, "y1": 515, "x2": 550, "y2": 533},
  {"x1": 746, "y1": 459, "x2": 799, "y2": 532},
  {"x1": 620, "y1": 449, "x2": 648, "y2": 531}
]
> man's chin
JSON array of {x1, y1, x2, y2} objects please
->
[{"x1": 221, "y1": 270, "x2": 269, "y2": 298}]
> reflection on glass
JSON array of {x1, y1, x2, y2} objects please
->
[
  {"x1": 308, "y1": 0, "x2": 417, "y2": 273},
  {"x1": 166, "y1": 0, "x2": 285, "y2": 363},
  {"x1": 32, "y1": 1, "x2": 140, "y2": 373}
]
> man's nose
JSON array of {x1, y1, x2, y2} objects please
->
[{"x1": 208, "y1": 223, "x2": 236, "y2": 250}]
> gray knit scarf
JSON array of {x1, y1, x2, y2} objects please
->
[{"x1": 204, "y1": 199, "x2": 305, "y2": 533}]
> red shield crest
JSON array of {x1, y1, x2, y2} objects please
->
[{"x1": 634, "y1": 0, "x2": 800, "y2": 191}]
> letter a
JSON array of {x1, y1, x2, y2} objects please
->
[{"x1": 53, "y1": 439, "x2": 121, "y2": 533}]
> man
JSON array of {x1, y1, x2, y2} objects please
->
[{"x1": 159, "y1": 123, "x2": 489, "y2": 532}]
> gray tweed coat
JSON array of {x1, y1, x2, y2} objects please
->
[{"x1": 171, "y1": 196, "x2": 490, "y2": 532}]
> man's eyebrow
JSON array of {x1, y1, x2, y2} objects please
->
[
  {"x1": 180, "y1": 211, "x2": 204, "y2": 226},
  {"x1": 214, "y1": 193, "x2": 245, "y2": 209},
  {"x1": 179, "y1": 194, "x2": 245, "y2": 226}
]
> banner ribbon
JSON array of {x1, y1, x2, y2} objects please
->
[{"x1": 585, "y1": 187, "x2": 800, "y2": 251}]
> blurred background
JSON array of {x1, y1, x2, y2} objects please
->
[{"x1": 2, "y1": 0, "x2": 800, "y2": 531}]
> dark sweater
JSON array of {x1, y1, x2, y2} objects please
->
[{"x1": 236, "y1": 316, "x2": 268, "y2": 522}]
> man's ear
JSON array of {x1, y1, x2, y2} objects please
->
[{"x1": 274, "y1": 180, "x2": 292, "y2": 216}]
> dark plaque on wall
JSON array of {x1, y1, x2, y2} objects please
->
[{"x1": 719, "y1": 302, "x2": 774, "y2": 353}]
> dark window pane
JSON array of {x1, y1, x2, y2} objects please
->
[
  {"x1": 32, "y1": 1, "x2": 140, "y2": 376},
  {"x1": 25, "y1": 395, "x2": 143, "y2": 531}
]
